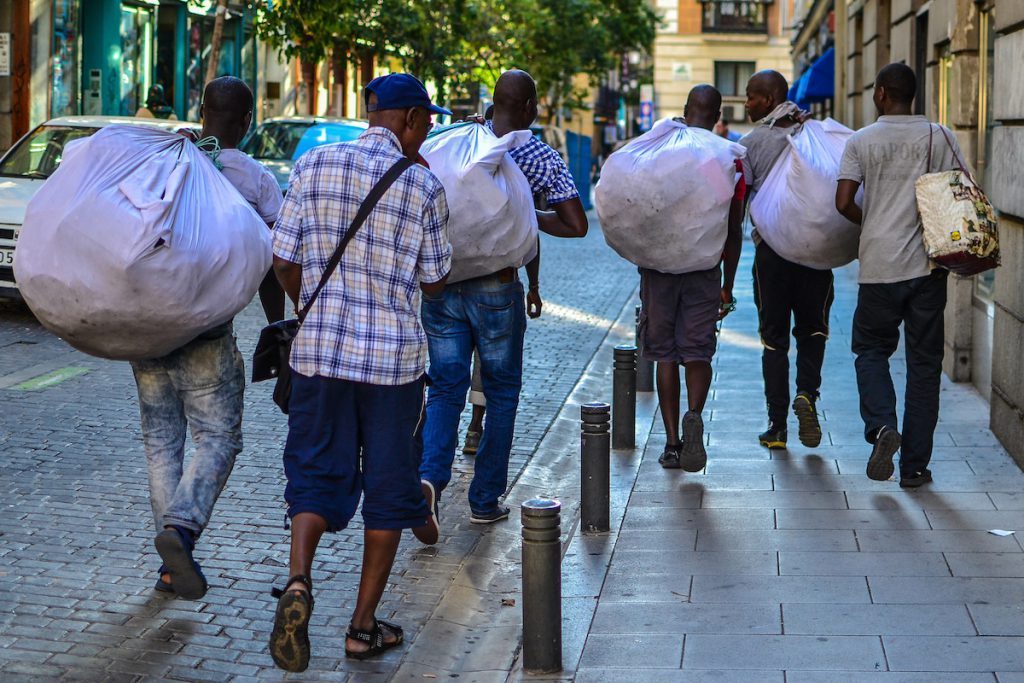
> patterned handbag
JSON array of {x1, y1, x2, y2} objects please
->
[{"x1": 914, "y1": 125, "x2": 1000, "y2": 276}]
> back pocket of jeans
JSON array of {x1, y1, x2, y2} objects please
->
[{"x1": 476, "y1": 300, "x2": 515, "y2": 341}]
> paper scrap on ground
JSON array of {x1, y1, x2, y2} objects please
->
[{"x1": 988, "y1": 529, "x2": 1015, "y2": 536}]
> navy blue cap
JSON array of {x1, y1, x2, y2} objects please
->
[{"x1": 364, "y1": 73, "x2": 453, "y2": 117}]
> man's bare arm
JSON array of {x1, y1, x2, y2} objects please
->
[
  {"x1": 836, "y1": 180, "x2": 863, "y2": 225},
  {"x1": 420, "y1": 274, "x2": 449, "y2": 297},
  {"x1": 273, "y1": 255, "x2": 302, "y2": 310},
  {"x1": 537, "y1": 197, "x2": 588, "y2": 238},
  {"x1": 720, "y1": 197, "x2": 744, "y2": 319}
]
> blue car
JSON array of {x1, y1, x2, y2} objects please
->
[{"x1": 240, "y1": 116, "x2": 369, "y2": 192}]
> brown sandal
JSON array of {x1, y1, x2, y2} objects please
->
[{"x1": 269, "y1": 575, "x2": 314, "y2": 672}]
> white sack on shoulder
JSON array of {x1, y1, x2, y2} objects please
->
[
  {"x1": 595, "y1": 118, "x2": 744, "y2": 274},
  {"x1": 420, "y1": 124, "x2": 538, "y2": 283},
  {"x1": 749, "y1": 118, "x2": 860, "y2": 270},
  {"x1": 14, "y1": 125, "x2": 272, "y2": 360}
]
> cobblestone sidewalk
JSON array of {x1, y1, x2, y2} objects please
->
[{"x1": 0, "y1": 217, "x2": 638, "y2": 682}]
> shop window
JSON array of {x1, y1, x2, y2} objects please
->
[
  {"x1": 715, "y1": 61, "x2": 756, "y2": 97},
  {"x1": 120, "y1": 5, "x2": 154, "y2": 116},
  {"x1": 702, "y1": 1, "x2": 769, "y2": 34},
  {"x1": 50, "y1": 0, "x2": 81, "y2": 117}
]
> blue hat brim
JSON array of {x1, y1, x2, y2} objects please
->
[{"x1": 428, "y1": 103, "x2": 453, "y2": 117}]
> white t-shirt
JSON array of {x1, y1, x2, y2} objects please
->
[{"x1": 216, "y1": 149, "x2": 283, "y2": 224}]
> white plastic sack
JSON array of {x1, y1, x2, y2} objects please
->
[
  {"x1": 420, "y1": 124, "x2": 538, "y2": 283},
  {"x1": 595, "y1": 119, "x2": 744, "y2": 274},
  {"x1": 749, "y1": 118, "x2": 860, "y2": 270},
  {"x1": 14, "y1": 125, "x2": 272, "y2": 360}
]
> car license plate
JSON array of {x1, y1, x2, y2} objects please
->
[{"x1": 0, "y1": 248, "x2": 14, "y2": 266}]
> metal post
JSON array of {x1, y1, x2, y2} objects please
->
[
  {"x1": 580, "y1": 403, "x2": 611, "y2": 533},
  {"x1": 521, "y1": 498, "x2": 562, "y2": 673},
  {"x1": 612, "y1": 345, "x2": 637, "y2": 449},
  {"x1": 635, "y1": 305, "x2": 654, "y2": 392}
]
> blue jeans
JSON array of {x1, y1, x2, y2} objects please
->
[
  {"x1": 419, "y1": 278, "x2": 526, "y2": 514},
  {"x1": 130, "y1": 327, "x2": 245, "y2": 536}
]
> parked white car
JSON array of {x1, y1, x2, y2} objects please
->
[{"x1": 0, "y1": 116, "x2": 199, "y2": 299}]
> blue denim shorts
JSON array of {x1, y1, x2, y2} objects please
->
[{"x1": 282, "y1": 372, "x2": 431, "y2": 532}]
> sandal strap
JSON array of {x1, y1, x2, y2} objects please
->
[
  {"x1": 270, "y1": 574, "x2": 314, "y2": 602},
  {"x1": 347, "y1": 618, "x2": 384, "y2": 647}
]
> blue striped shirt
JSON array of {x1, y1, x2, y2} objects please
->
[{"x1": 273, "y1": 127, "x2": 451, "y2": 385}]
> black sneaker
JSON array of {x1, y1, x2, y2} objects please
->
[
  {"x1": 792, "y1": 392, "x2": 822, "y2": 447},
  {"x1": 658, "y1": 444, "x2": 682, "y2": 469},
  {"x1": 866, "y1": 426, "x2": 902, "y2": 481},
  {"x1": 470, "y1": 505, "x2": 510, "y2": 524},
  {"x1": 759, "y1": 423, "x2": 788, "y2": 449},
  {"x1": 900, "y1": 468, "x2": 933, "y2": 488},
  {"x1": 680, "y1": 411, "x2": 707, "y2": 472}
]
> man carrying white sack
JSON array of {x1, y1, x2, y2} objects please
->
[
  {"x1": 641, "y1": 85, "x2": 745, "y2": 471},
  {"x1": 136, "y1": 77, "x2": 275, "y2": 600},
  {"x1": 418, "y1": 69, "x2": 588, "y2": 525},
  {"x1": 741, "y1": 70, "x2": 834, "y2": 451}
]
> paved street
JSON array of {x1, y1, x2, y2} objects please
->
[
  {"x1": 0, "y1": 217, "x2": 639, "y2": 681},
  {"x1": 2, "y1": 221, "x2": 1023, "y2": 682}
]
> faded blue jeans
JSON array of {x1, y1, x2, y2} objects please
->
[
  {"x1": 130, "y1": 324, "x2": 244, "y2": 536},
  {"x1": 419, "y1": 277, "x2": 526, "y2": 514}
]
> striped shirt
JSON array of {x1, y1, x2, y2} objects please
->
[
  {"x1": 273, "y1": 127, "x2": 451, "y2": 385},
  {"x1": 486, "y1": 121, "x2": 579, "y2": 204}
]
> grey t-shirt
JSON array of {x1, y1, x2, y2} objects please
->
[
  {"x1": 738, "y1": 122, "x2": 803, "y2": 193},
  {"x1": 838, "y1": 115, "x2": 962, "y2": 284}
]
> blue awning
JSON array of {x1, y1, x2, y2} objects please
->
[{"x1": 789, "y1": 47, "x2": 835, "y2": 107}]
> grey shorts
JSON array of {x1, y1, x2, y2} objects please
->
[{"x1": 638, "y1": 266, "x2": 721, "y2": 364}]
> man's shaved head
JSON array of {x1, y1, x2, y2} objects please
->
[
  {"x1": 199, "y1": 76, "x2": 254, "y2": 148},
  {"x1": 683, "y1": 84, "x2": 722, "y2": 131},
  {"x1": 747, "y1": 70, "x2": 789, "y2": 103},
  {"x1": 202, "y1": 76, "x2": 253, "y2": 122},
  {"x1": 744, "y1": 69, "x2": 790, "y2": 123},
  {"x1": 493, "y1": 69, "x2": 538, "y2": 108},
  {"x1": 491, "y1": 69, "x2": 539, "y2": 133},
  {"x1": 875, "y1": 63, "x2": 916, "y2": 105}
]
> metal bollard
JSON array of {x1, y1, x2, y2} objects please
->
[
  {"x1": 612, "y1": 345, "x2": 637, "y2": 449},
  {"x1": 521, "y1": 498, "x2": 562, "y2": 673},
  {"x1": 635, "y1": 306, "x2": 654, "y2": 392},
  {"x1": 580, "y1": 403, "x2": 611, "y2": 533}
]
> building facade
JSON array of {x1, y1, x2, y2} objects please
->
[
  {"x1": 1, "y1": 0, "x2": 261, "y2": 151},
  {"x1": 793, "y1": 0, "x2": 1024, "y2": 465},
  {"x1": 652, "y1": 0, "x2": 796, "y2": 131}
]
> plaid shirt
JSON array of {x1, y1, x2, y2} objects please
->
[
  {"x1": 273, "y1": 127, "x2": 451, "y2": 386},
  {"x1": 486, "y1": 121, "x2": 579, "y2": 204}
]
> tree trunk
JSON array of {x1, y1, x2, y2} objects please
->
[
  {"x1": 358, "y1": 50, "x2": 375, "y2": 117},
  {"x1": 300, "y1": 57, "x2": 317, "y2": 115},
  {"x1": 205, "y1": 0, "x2": 229, "y2": 84},
  {"x1": 332, "y1": 44, "x2": 348, "y2": 117}
]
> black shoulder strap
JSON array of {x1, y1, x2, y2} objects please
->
[{"x1": 298, "y1": 157, "x2": 415, "y2": 323}]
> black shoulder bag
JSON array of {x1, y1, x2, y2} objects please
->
[{"x1": 252, "y1": 157, "x2": 415, "y2": 414}]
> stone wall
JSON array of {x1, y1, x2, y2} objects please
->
[{"x1": 989, "y1": 2, "x2": 1024, "y2": 466}]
